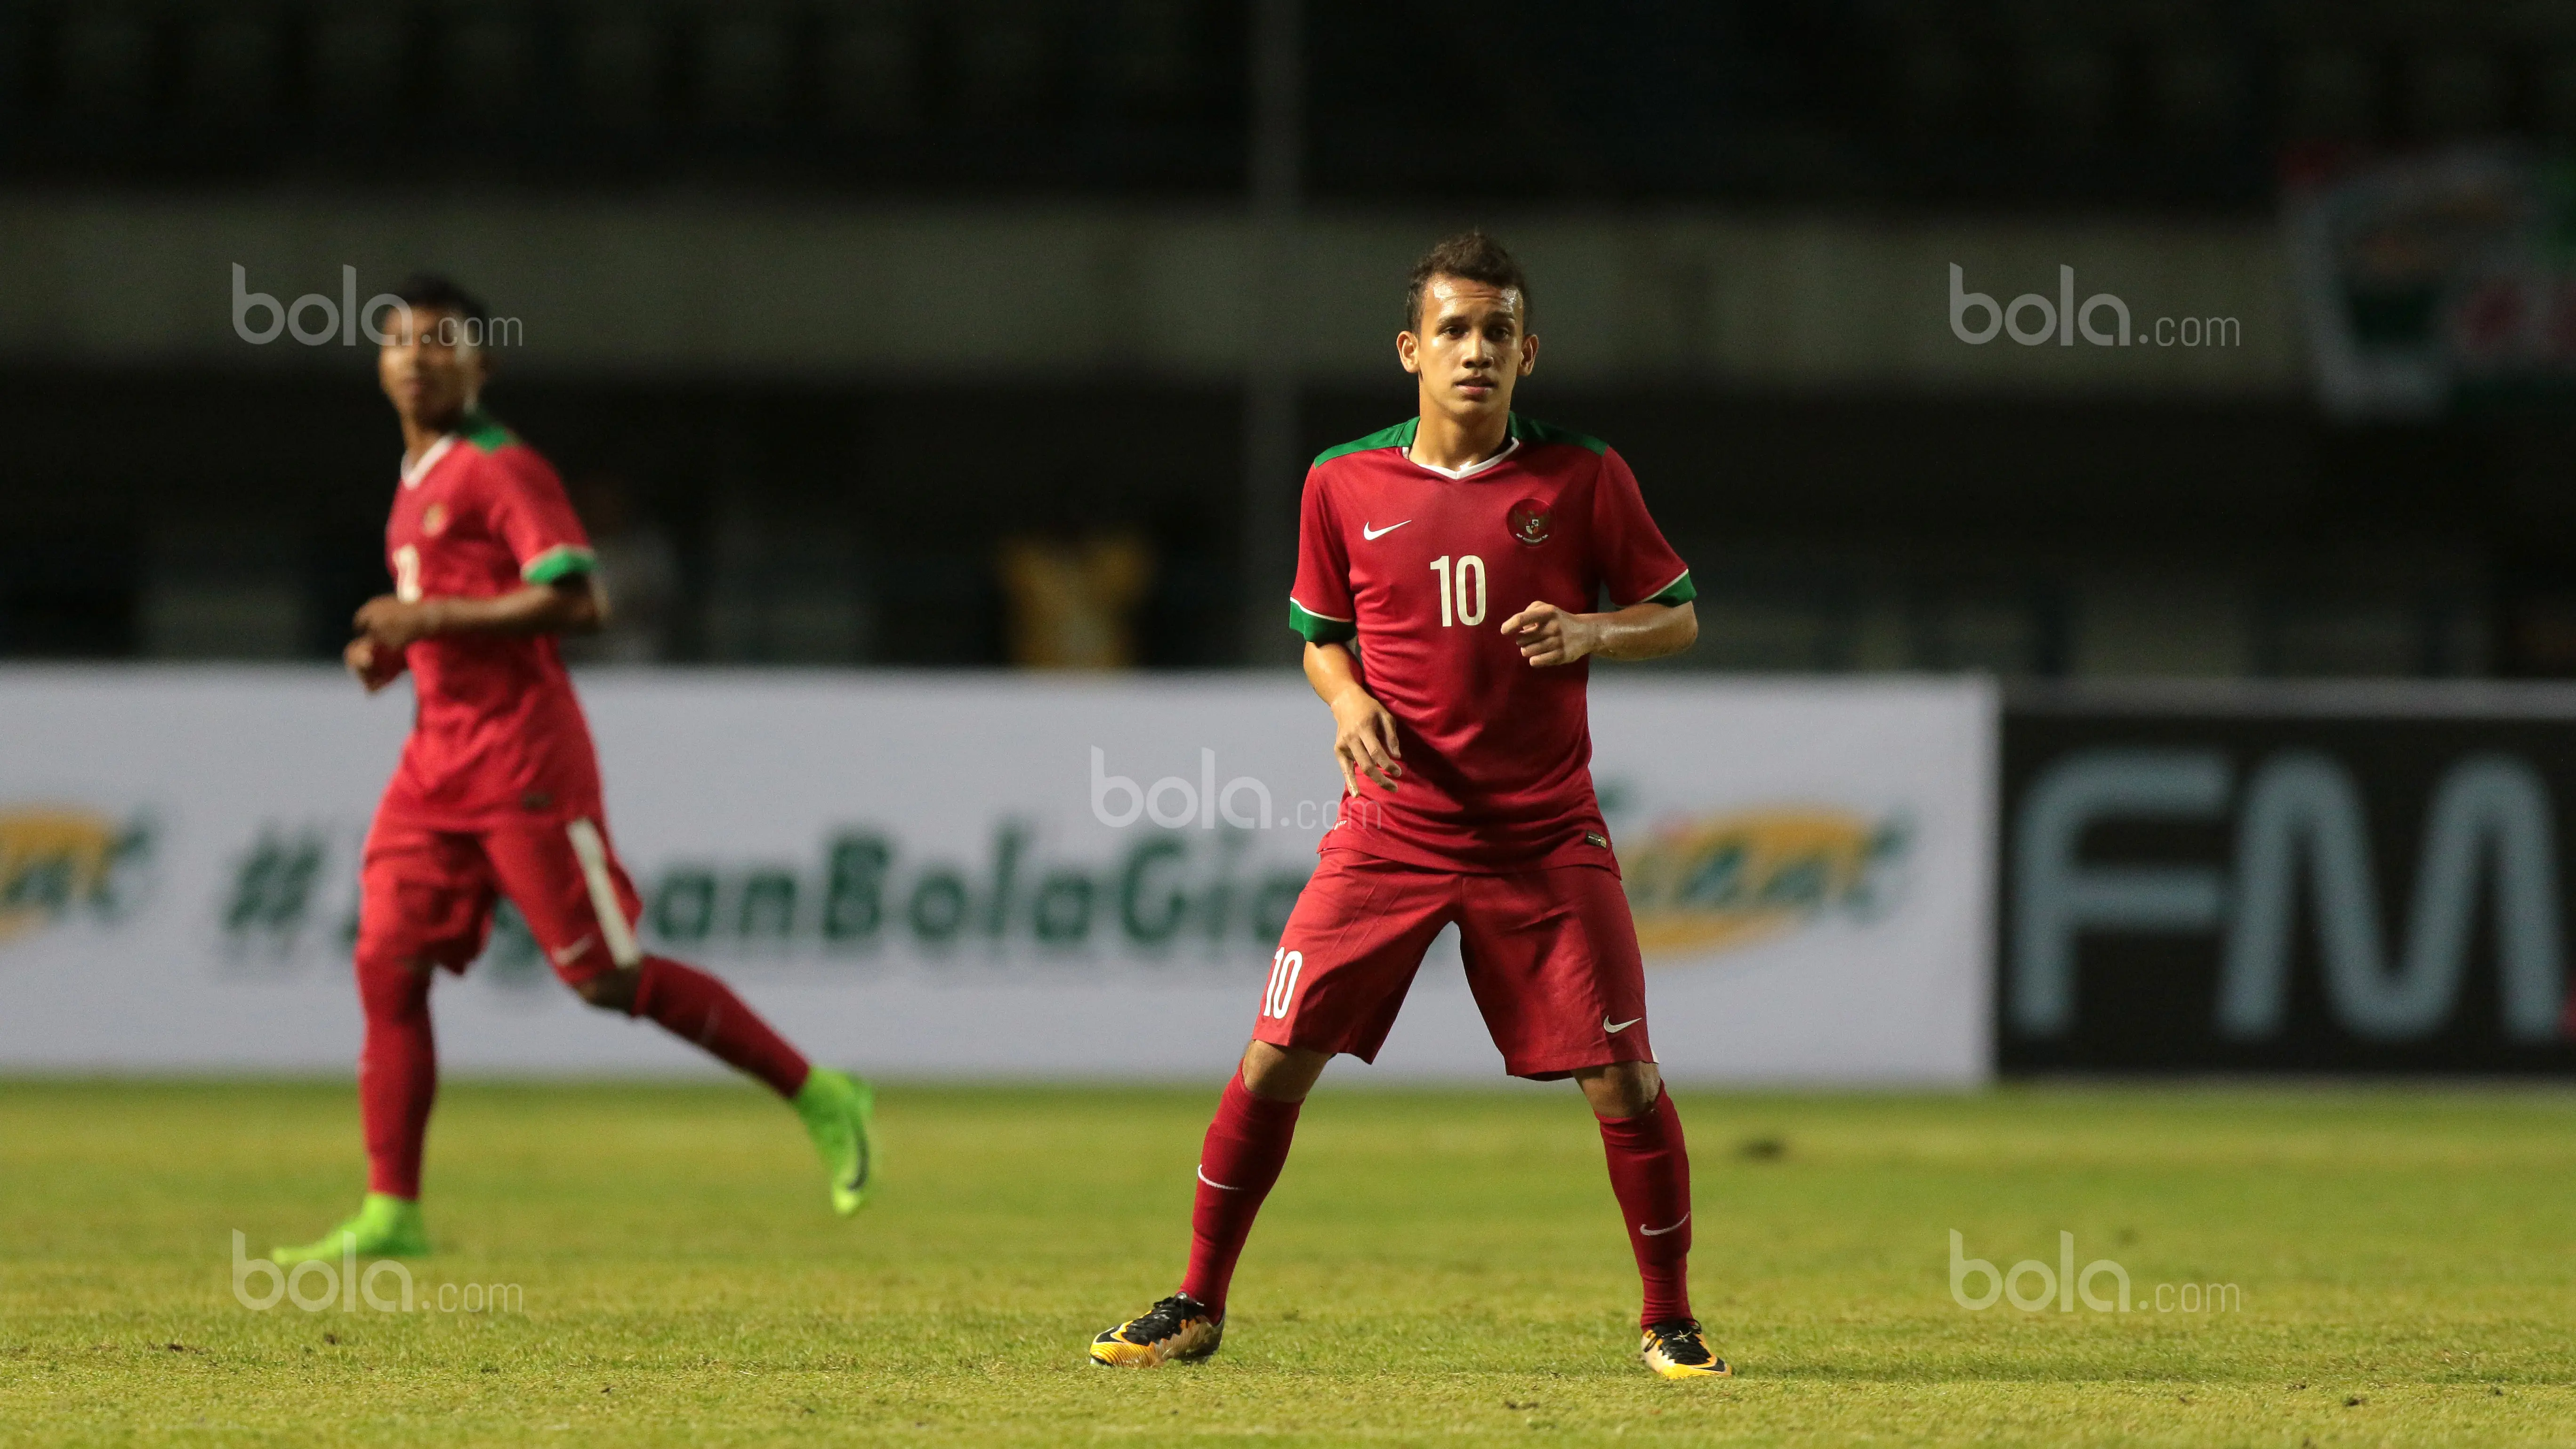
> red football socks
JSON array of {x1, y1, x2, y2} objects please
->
[
  {"x1": 355, "y1": 953, "x2": 437, "y2": 1200},
  {"x1": 1179, "y1": 1073, "x2": 1304, "y2": 1317},
  {"x1": 632, "y1": 956, "x2": 811, "y2": 1099},
  {"x1": 1597, "y1": 1086, "x2": 1696, "y2": 1327}
]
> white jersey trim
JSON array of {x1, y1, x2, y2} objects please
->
[
  {"x1": 1403, "y1": 435, "x2": 1521, "y2": 480},
  {"x1": 1626, "y1": 565, "x2": 1694, "y2": 608},
  {"x1": 400, "y1": 434, "x2": 458, "y2": 491},
  {"x1": 1288, "y1": 595, "x2": 1352, "y2": 623}
]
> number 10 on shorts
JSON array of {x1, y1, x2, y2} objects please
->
[{"x1": 1262, "y1": 948, "x2": 1304, "y2": 1019}]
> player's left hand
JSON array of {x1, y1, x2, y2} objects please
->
[
  {"x1": 1500, "y1": 601, "x2": 1599, "y2": 667},
  {"x1": 354, "y1": 594, "x2": 442, "y2": 649}
]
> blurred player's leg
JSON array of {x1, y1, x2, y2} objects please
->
[
  {"x1": 619, "y1": 954, "x2": 808, "y2": 1096},
  {"x1": 275, "y1": 828, "x2": 485, "y2": 1263},
  {"x1": 358, "y1": 952, "x2": 437, "y2": 1197},
  {"x1": 271, "y1": 951, "x2": 438, "y2": 1264},
  {"x1": 495, "y1": 818, "x2": 878, "y2": 1215},
  {"x1": 620, "y1": 954, "x2": 880, "y2": 1215}
]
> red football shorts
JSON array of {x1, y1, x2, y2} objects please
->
[
  {"x1": 1251, "y1": 847, "x2": 1654, "y2": 1080},
  {"x1": 357, "y1": 813, "x2": 644, "y2": 986}
]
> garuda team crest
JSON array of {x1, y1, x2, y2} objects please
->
[{"x1": 1506, "y1": 499, "x2": 1552, "y2": 545}]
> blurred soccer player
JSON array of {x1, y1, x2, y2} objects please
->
[
  {"x1": 273, "y1": 277, "x2": 876, "y2": 1264},
  {"x1": 1090, "y1": 234, "x2": 1721, "y2": 1378}
]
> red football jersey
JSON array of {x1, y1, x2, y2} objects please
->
[
  {"x1": 374, "y1": 411, "x2": 605, "y2": 829},
  {"x1": 1289, "y1": 414, "x2": 1694, "y2": 873}
]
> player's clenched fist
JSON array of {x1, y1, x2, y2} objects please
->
[
  {"x1": 1502, "y1": 601, "x2": 1599, "y2": 667},
  {"x1": 1327, "y1": 685, "x2": 1403, "y2": 793}
]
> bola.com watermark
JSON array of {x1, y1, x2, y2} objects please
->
[
  {"x1": 230, "y1": 265, "x2": 523, "y2": 348},
  {"x1": 1089, "y1": 747, "x2": 1380, "y2": 833},
  {"x1": 1948, "y1": 264, "x2": 2240, "y2": 349},
  {"x1": 229, "y1": 1232, "x2": 522, "y2": 1315},
  {"x1": 1949, "y1": 1230, "x2": 2241, "y2": 1314}
]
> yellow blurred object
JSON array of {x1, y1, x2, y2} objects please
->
[
  {"x1": 998, "y1": 533, "x2": 1155, "y2": 669},
  {"x1": 0, "y1": 810, "x2": 129, "y2": 943},
  {"x1": 1619, "y1": 807, "x2": 1909, "y2": 959}
]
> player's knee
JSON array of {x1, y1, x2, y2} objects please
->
[
  {"x1": 1581, "y1": 1061, "x2": 1662, "y2": 1119},
  {"x1": 1239, "y1": 1040, "x2": 1328, "y2": 1102},
  {"x1": 573, "y1": 972, "x2": 637, "y2": 1014}
]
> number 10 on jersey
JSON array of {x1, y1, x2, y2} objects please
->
[
  {"x1": 1430, "y1": 555, "x2": 1486, "y2": 628},
  {"x1": 1261, "y1": 948, "x2": 1304, "y2": 1019}
]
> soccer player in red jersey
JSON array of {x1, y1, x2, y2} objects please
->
[
  {"x1": 1091, "y1": 234, "x2": 1723, "y2": 1378},
  {"x1": 273, "y1": 276, "x2": 877, "y2": 1264}
]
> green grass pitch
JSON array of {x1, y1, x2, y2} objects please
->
[{"x1": 5, "y1": 1079, "x2": 2575, "y2": 1446}]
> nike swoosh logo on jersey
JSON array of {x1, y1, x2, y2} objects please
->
[
  {"x1": 1640, "y1": 1212, "x2": 1691, "y2": 1237},
  {"x1": 1197, "y1": 1166, "x2": 1241, "y2": 1191},
  {"x1": 1605, "y1": 1016, "x2": 1642, "y2": 1034},
  {"x1": 1360, "y1": 520, "x2": 1411, "y2": 540},
  {"x1": 552, "y1": 935, "x2": 597, "y2": 966}
]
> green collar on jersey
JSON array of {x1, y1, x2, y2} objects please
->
[
  {"x1": 459, "y1": 408, "x2": 514, "y2": 453},
  {"x1": 1311, "y1": 412, "x2": 1607, "y2": 468}
]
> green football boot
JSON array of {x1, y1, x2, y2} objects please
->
[
  {"x1": 795, "y1": 1067, "x2": 878, "y2": 1216},
  {"x1": 272, "y1": 1193, "x2": 428, "y2": 1265}
]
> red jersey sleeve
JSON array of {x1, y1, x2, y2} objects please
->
[
  {"x1": 1590, "y1": 447, "x2": 1694, "y2": 608},
  {"x1": 482, "y1": 447, "x2": 597, "y2": 585},
  {"x1": 1288, "y1": 466, "x2": 1358, "y2": 643}
]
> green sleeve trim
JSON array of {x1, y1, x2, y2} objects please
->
[
  {"x1": 1289, "y1": 597, "x2": 1357, "y2": 644},
  {"x1": 1643, "y1": 570, "x2": 1696, "y2": 607},
  {"x1": 1508, "y1": 414, "x2": 1610, "y2": 455},
  {"x1": 522, "y1": 545, "x2": 598, "y2": 585},
  {"x1": 1312, "y1": 418, "x2": 1418, "y2": 467},
  {"x1": 460, "y1": 408, "x2": 515, "y2": 453}
]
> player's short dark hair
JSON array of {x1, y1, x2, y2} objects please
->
[
  {"x1": 392, "y1": 272, "x2": 491, "y2": 329},
  {"x1": 1405, "y1": 231, "x2": 1530, "y2": 331}
]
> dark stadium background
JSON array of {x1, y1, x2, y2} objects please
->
[{"x1": 5, "y1": 0, "x2": 2569, "y2": 679}]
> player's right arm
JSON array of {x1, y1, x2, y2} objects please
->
[
  {"x1": 1304, "y1": 641, "x2": 1401, "y2": 793},
  {"x1": 1288, "y1": 467, "x2": 1400, "y2": 793}
]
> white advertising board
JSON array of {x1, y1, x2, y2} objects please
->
[{"x1": 0, "y1": 668, "x2": 1992, "y2": 1084}]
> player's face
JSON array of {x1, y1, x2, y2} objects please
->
[
  {"x1": 377, "y1": 305, "x2": 483, "y2": 430},
  {"x1": 1399, "y1": 277, "x2": 1538, "y2": 421}
]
